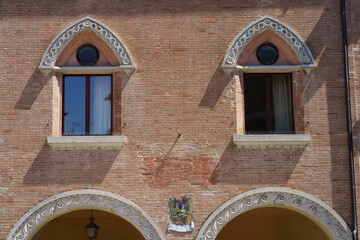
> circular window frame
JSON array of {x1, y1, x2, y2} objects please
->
[
  {"x1": 76, "y1": 44, "x2": 100, "y2": 66},
  {"x1": 256, "y1": 42, "x2": 279, "y2": 65}
]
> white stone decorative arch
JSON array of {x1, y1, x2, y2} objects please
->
[
  {"x1": 221, "y1": 16, "x2": 317, "y2": 74},
  {"x1": 38, "y1": 17, "x2": 135, "y2": 75},
  {"x1": 6, "y1": 189, "x2": 165, "y2": 240},
  {"x1": 196, "y1": 187, "x2": 352, "y2": 240}
]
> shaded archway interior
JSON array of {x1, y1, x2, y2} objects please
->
[
  {"x1": 35, "y1": 209, "x2": 145, "y2": 240},
  {"x1": 215, "y1": 207, "x2": 330, "y2": 240}
]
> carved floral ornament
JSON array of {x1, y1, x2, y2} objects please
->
[
  {"x1": 195, "y1": 187, "x2": 352, "y2": 240},
  {"x1": 221, "y1": 17, "x2": 317, "y2": 74},
  {"x1": 6, "y1": 189, "x2": 165, "y2": 240},
  {"x1": 38, "y1": 17, "x2": 135, "y2": 75}
]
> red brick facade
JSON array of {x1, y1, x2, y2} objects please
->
[{"x1": 1, "y1": 0, "x2": 359, "y2": 239}]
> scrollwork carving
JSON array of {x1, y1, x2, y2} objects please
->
[
  {"x1": 7, "y1": 190, "x2": 165, "y2": 240},
  {"x1": 196, "y1": 188, "x2": 352, "y2": 240},
  {"x1": 39, "y1": 17, "x2": 134, "y2": 68},
  {"x1": 222, "y1": 16, "x2": 316, "y2": 66}
]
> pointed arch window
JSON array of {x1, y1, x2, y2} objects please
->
[
  {"x1": 40, "y1": 17, "x2": 135, "y2": 147},
  {"x1": 38, "y1": 17, "x2": 135, "y2": 75},
  {"x1": 221, "y1": 17, "x2": 315, "y2": 147}
]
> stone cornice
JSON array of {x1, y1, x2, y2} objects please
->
[
  {"x1": 38, "y1": 65, "x2": 136, "y2": 76},
  {"x1": 221, "y1": 64, "x2": 317, "y2": 75}
]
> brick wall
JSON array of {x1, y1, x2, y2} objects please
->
[
  {"x1": 0, "y1": 0, "x2": 356, "y2": 239},
  {"x1": 347, "y1": 0, "x2": 360, "y2": 234}
]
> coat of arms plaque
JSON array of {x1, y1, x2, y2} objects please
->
[{"x1": 167, "y1": 196, "x2": 194, "y2": 232}]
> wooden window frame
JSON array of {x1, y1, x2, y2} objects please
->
[{"x1": 62, "y1": 74, "x2": 113, "y2": 136}]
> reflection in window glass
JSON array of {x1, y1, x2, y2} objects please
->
[
  {"x1": 244, "y1": 75, "x2": 267, "y2": 132},
  {"x1": 90, "y1": 76, "x2": 111, "y2": 134},
  {"x1": 63, "y1": 76, "x2": 86, "y2": 135},
  {"x1": 63, "y1": 75, "x2": 112, "y2": 135}
]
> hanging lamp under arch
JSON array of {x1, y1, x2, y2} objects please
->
[{"x1": 6, "y1": 189, "x2": 165, "y2": 240}]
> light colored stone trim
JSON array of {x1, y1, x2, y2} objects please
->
[
  {"x1": 47, "y1": 136, "x2": 127, "y2": 149},
  {"x1": 6, "y1": 189, "x2": 165, "y2": 240},
  {"x1": 232, "y1": 134, "x2": 310, "y2": 148},
  {"x1": 38, "y1": 65, "x2": 136, "y2": 76},
  {"x1": 221, "y1": 16, "x2": 317, "y2": 74},
  {"x1": 196, "y1": 187, "x2": 352, "y2": 240},
  {"x1": 38, "y1": 17, "x2": 135, "y2": 72},
  {"x1": 221, "y1": 64, "x2": 317, "y2": 75}
]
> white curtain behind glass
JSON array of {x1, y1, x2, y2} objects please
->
[
  {"x1": 92, "y1": 76, "x2": 111, "y2": 134},
  {"x1": 272, "y1": 75, "x2": 293, "y2": 133}
]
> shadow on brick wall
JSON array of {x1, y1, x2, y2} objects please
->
[
  {"x1": 209, "y1": 142, "x2": 304, "y2": 185},
  {"x1": 15, "y1": 69, "x2": 50, "y2": 110},
  {"x1": 301, "y1": 6, "x2": 353, "y2": 225},
  {"x1": 23, "y1": 144, "x2": 120, "y2": 185},
  {"x1": 199, "y1": 68, "x2": 231, "y2": 108},
  {"x1": 352, "y1": 119, "x2": 360, "y2": 155}
]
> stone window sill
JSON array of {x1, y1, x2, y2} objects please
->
[
  {"x1": 47, "y1": 136, "x2": 127, "y2": 149},
  {"x1": 232, "y1": 134, "x2": 310, "y2": 148}
]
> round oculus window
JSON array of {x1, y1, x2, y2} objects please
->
[
  {"x1": 76, "y1": 45, "x2": 99, "y2": 66},
  {"x1": 256, "y1": 43, "x2": 279, "y2": 65}
]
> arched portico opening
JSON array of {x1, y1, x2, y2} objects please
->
[
  {"x1": 196, "y1": 188, "x2": 352, "y2": 240},
  {"x1": 216, "y1": 207, "x2": 329, "y2": 240},
  {"x1": 7, "y1": 189, "x2": 165, "y2": 240},
  {"x1": 33, "y1": 209, "x2": 145, "y2": 240}
]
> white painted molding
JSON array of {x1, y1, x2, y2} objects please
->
[
  {"x1": 232, "y1": 134, "x2": 310, "y2": 148},
  {"x1": 47, "y1": 136, "x2": 127, "y2": 149},
  {"x1": 38, "y1": 17, "x2": 135, "y2": 74},
  {"x1": 195, "y1": 187, "x2": 352, "y2": 240},
  {"x1": 221, "y1": 17, "x2": 317, "y2": 75},
  {"x1": 6, "y1": 189, "x2": 166, "y2": 240}
]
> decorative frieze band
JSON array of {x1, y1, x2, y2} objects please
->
[
  {"x1": 38, "y1": 17, "x2": 135, "y2": 68},
  {"x1": 196, "y1": 187, "x2": 352, "y2": 240},
  {"x1": 221, "y1": 16, "x2": 316, "y2": 67},
  {"x1": 6, "y1": 190, "x2": 165, "y2": 240}
]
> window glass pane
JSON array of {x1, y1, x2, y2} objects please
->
[
  {"x1": 90, "y1": 76, "x2": 112, "y2": 135},
  {"x1": 64, "y1": 76, "x2": 86, "y2": 135},
  {"x1": 244, "y1": 75, "x2": 267, "y2": 133},
  {"x1": 244, "y1": 74, "x2": 293, "y2": 134}
]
